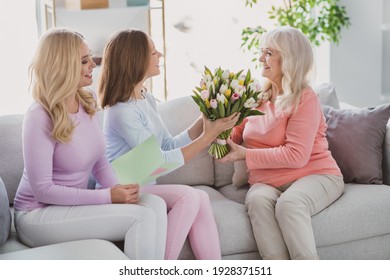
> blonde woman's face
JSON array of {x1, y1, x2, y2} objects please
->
[
  {"x1": 259, "y1": 47, "x2": 283, "y2": 86},
  {"x1": 78, "y1": 41, "x2": 96, "y2": 89},
  {"x1": 145, "y1": 39, "x2": 162, "y2": 79}
]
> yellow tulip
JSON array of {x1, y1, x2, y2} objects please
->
[
  {"x1": 224, "y1": 89, "x2": 231, "y2": 98},
  {"x1": 205, "y1": 98, "x2": 211, "y2": 108}
]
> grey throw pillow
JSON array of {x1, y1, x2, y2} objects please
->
[
  {"x1": 232, "y1": 160, "x2": 249, "y2": 188},
  {"x1": 0, "y1": 177, "x2": 11, "y2": 246},
  {"x1": 322, "y1": 104, "x2": 390, "y2": 184},
  {"x1": 314, "y1": 82, "x2": 340, "y2": 109}
]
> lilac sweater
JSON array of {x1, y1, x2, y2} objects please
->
[{"x1": 13, "y1": 102, "x2": 118, "y2": 211}]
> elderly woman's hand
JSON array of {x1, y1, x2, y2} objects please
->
[{"x1": 218, "y1": 138, "x2": 247, "y2": 163}]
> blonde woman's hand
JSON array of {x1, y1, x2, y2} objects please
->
[
  {"x1": 110, "y1": 184, "x2": 140, "y2": 204},
  {"x1": 218, "y1": 138, "x2": 247, "y2": 163}
]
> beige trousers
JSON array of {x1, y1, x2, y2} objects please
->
[{"x1": 245, "y1": 174, "x2": 344, "y2": 260}]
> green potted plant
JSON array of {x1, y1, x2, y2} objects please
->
[{"x1": 241, "y1": 0, "x2": 350, "y2": 65}]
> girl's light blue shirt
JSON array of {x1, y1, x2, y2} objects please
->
[{"x1": 103, "y1": 92, "x2": 191, "y2": 166}]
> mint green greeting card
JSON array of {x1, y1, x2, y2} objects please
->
[{"x1": 111, "y1": 135, "x2": 180, "y2": 186}]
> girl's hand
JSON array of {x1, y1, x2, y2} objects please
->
[
  {"x1": 203, "y1": 113, "x2": 240, "y2": 138},
  {"x1": 110, "y1": 184, "x2": 140, "y2": 204},
  {"x1": 218, "y1": 138, "x2": 247, "y2": 163}
]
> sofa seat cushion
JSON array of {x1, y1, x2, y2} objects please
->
[
  {"x1": 0, "y1": 239, "x2": 128, "y2": 260},
  {"x1": 0, "y1": 177, "x2": 11, "y2": 247},
  {"x1": 217, "y1": 184, "x2": 249, "y2": 205},
  {"x1": 178, "y1": 185, "x2": 259, "y2": 259},
  {"x1": 312, "y1": 184, "x2": 390, "y2": 247}
]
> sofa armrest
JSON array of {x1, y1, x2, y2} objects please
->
[
  {"x1": 383, "y1": 121, "x2": 390, "y2": 185},
  {"x1": 0, "y1": 177, "x2": 11, "y2": 247},
  {"x1": 0, "y1": 239, "x2": 128, "y2": 260}
]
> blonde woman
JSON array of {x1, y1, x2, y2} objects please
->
[
  {"x1": 13, "y1": 28, "x2": 167, "y2": 260},
  {"x1": 220, "y1": 26, "x2": 345, "y2": 259}
]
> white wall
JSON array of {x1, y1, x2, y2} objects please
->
[
  {"x1": 330, "y1": 0, "x2": 387, "y2": 107},
  {"x1": 0, "y1": 0, "x2": 37, "y2": 116},
  {"x1": 1, "y1": 1, "x2": 388, "y2": 116}
]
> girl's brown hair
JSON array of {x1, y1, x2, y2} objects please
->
[{"x1": 98, "y1": 29, "x2": 150, "y2": 108}]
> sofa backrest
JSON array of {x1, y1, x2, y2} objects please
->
[
  {"x1": 383, "y1": 121, "x2": 390, "y2": 185},
  {"x1": 0, "y1": 115, "x2": 24, "y2": 205},
  {"x1": 1, "y1": 93, "x2": 389, "y2": 204},
  {"x1": 156, "y1": 96, "x2": 225, "y2": 186}
]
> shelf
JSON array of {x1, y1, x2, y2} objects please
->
[
  {"x1": 37, "y1": 0, "x2": 167, "y2": 97},
  {"x1": 55, "y1": 6, "x2": 149, "y2": 54},
  {"x1": 56, "y1": 5, "x2": 149, "y2": 13}
]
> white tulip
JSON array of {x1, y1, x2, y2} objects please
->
[
  {"x1": 244, "y1": 97, "x2": 257, "y2": 108},
  {"x1": 219, "y1": 84, "x2": 228, "y2": 95}
]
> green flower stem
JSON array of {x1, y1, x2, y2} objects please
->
[{"x1": 207, "y1": 128, "x2": 233, "y2": 158}]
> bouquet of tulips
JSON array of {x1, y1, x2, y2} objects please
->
[{"x1": 192, "y1": 66, "x2": 264, "y2": 159}]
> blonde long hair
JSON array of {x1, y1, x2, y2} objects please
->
[
  {"x1": 260, "y1": 26, "x2": 314, "y2": 113},
  {"x1": 29, "y1": 28, "x2": 97, "y2": 143}
]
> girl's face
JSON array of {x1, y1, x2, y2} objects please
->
[
  {"x1": 145, "y1": 38, "x2": 162, "y2": 79},
  {"x1": 259, "y1": 47, "x2": 283, "y2": 87},
  {"x1": 78, "y1": 41, "x2": 96, "y2": 89}
]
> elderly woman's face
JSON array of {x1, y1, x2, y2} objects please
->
[{"x1": 259, "y1": 47, "x2": 283, "y2": 86}]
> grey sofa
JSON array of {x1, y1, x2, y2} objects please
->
[{"x1": 1, "y1": 86, "x2": 390, "y2": 260}]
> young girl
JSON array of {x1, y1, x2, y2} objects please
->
[
  {"x1": 13, "y1": 28, "x2": 167, "y2": 260},
  {"x1": 98, "y1": 29, "x2": 239, "y2": 259}
]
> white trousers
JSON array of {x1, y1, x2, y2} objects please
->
[
  {"x1": 15, "y1": 193, "x2": 167, "y2": 260},
  {"x1": 245, "y1": 174, "x2": 344, "y2": 260}
]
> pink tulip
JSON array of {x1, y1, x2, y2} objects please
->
[
  {"x1": 230, "y1": 93, "x2": 240, "y2": 103},
  {"x1": 200, "y1": 90, "x2": 210, "y2": 101},
  {"x1": 210, "y1": 99, "x2": 218, "y2": 109}
]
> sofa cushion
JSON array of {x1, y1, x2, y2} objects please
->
[
  {"x1": 157, "y1": 147, "x2": 214, "y2": 186},
  {"x1": 0, "y1": 114, "x2": 24, "y2": 204},
  {"x1": 232, "y1": 160, "x2": 249, "y2": 188},
  {"x1": 213, "y1": 160, "x2": 234, "y2": 187},
  {"x1": 323, "y1": 104, "x2": 390, "y2": 184},
  {"x1": 312, "y1": 184, "x2": 390, "y2": 247},
  {"x1": 0, "y1": 177, "x2": 11, "y2": 247},
  {"x1": 314, "y1": 82, "x2": 340, "y2": 109},
  {"x1": 0, "y1": 239, "x2": 128, "y2": 260},
  {"x1": 177, "y1": 185, "x2": 259, "y2": 259},
  {"x1": 383, "y1": 121, "x2": 390, "y2": 185},
  {"x1": 217, "y1": 184, "x2": 250, "y2": 205},
  {"x1": 157, "y1": 96, "x2": 214, "y2": 186}
]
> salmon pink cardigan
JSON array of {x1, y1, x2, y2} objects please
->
[{"x1": 231, "y1": 87, "x2": 342, "y2": 187}]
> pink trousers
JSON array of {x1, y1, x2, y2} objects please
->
[{"x1": 141, "y1": 184, "x2": 221, "y2": 260}]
